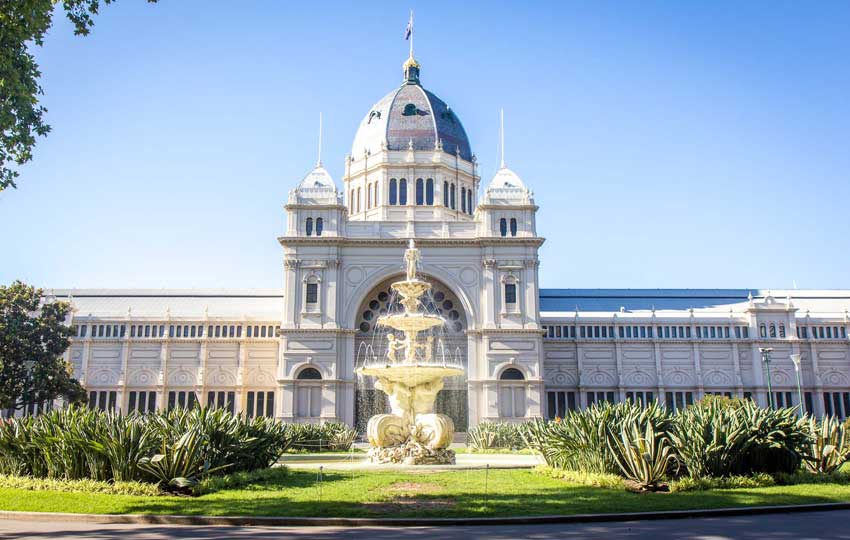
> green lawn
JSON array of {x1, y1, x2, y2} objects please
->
[{"x1": 0, "y1": 468, "x2": 848, "y2": 518}]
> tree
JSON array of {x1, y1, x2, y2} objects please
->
[
  {"x1": 0, "y1": 281, "x2": 86, "y2": 411},
  {"x1": 0, "y1": 0, "x2": 157, "y2": 191}
]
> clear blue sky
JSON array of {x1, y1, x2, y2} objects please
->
[{"x1": 2, "y1": 1, "x2": 849, "y2": 290}]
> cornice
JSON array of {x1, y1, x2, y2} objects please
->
[{"x1": 278, "y1": 236, "x2": 545, "y2": 248}]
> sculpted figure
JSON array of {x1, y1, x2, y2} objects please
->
[
  {"x1": 386, "y1": 333, "x2": 408, "y2": 364},
  {"x1": 403, "y1": 245, "x2": 420, "y2": 281}
]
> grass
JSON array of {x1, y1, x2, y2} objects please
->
[{"x1": 0, "y1": 467, "x2": 848, "y2": 518}]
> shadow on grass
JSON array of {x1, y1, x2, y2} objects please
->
[{"x1": 113, "y1": 478, "x2": 850, "y2": 519}]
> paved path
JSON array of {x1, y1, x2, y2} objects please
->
[{"x1": 0, "y1": 510, "x2": 848, "y2": 539}]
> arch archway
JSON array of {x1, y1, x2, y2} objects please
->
[{"x1": 353, "y1": 274, "x2": 469, "y2": 433}]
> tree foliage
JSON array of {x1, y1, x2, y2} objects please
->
[
  {"x1": 0, "y1": 0, "x2": 156, "y2": 191},
  {"x1": 0, "y1": 281, "x2": 85, "y2": 410}
]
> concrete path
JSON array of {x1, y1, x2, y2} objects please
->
[
  {"x1": 279, "y1": 452, "x2": 542, "y2": 470},
  {"x1": 1, "y1": 510, "x2": 847, "y2": 539}
]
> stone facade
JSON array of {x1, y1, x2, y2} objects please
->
[{"x1": 21, "y1": 55, "x2": 850, "y2": 423}]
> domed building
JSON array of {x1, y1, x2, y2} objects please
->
[{"x1": 27, "y1": 52, "x2": 850, "y2": 426}]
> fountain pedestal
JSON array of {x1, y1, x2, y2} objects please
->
[{"x1": 355, "y1": 240, "x2": 464, "y2": 465}]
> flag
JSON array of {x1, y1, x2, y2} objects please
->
[{"x1": 404, "y1": 12, "x2": 412, "y2": 40}]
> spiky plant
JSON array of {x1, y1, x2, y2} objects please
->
[
  {"x1": 804, "y1": 415, "x2": 850, "y2": 474},
  {"x1": 607, "y1": 405, "x2": 677, "y2": 490}
]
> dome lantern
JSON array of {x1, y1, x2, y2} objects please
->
[{"x1": 403, "y1": 54, "x2": 421, "y2": 85}]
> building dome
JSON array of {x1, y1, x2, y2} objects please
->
[
  {"x1": 298, "y1": 164, "x2": 335, "y2": 190},
  {"x1": 350, "y1": 57, "x2": 473, "y2": 161}
]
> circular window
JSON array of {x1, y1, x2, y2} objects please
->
[
  {"x1": 369, "y1": 300, "x2": 379, "y2": 310},
  {"x1": 359, "y1": 322, "x2": 370, "y2": 333},
  {"x1": 378, "y1": 292, "x2": 388, "y2": 302},
  {"x1": 453, "y1": 322, "x2": 463, "y2": 332},
  {"x1": 362, "y1": 311, "x2": 373, "y2": 321},
  {"x1": 449, "y1": 310, "x2": 460, "y2": 320},
  {"x1": 379, "y1": 308, "x2": 387, "y2": 315},
  {"x1": 434, "y1": 291, "x2": 445, "y2": 302},
  {"x1": 442, "y1": 300, "x2": 453, "y2": 310}
]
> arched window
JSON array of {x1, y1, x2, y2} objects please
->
[
  {"x1": 416, "y1": 178, "x2": 424, "y2": 205},
  {"x1": 443, "y1": 181, "x2": 449, "y2": 206},
  {"x1": 297, "y1": 367, "x2": 322, "y2": 380},
  {"x1": 389, "y1": 179, "x2": 397, "y2": 205},
  {"x1": 461, "y1": 187, "x2": 466, "y2": 213},
  {"x1": 372, "y1": 182, "x2": 377, "y2": 207},
  {"x1": 500, "y1": 368, "x2": 525, "y2": 380},
  {"x1": 499, "y1": 218, "x2": 507, "y2": 237},
  {"x1": 367, "y1": 183, "x2": 372, "y2": 208},
  {"x1": 316, "y1": 217, "x2": 323, "y2": 237},
  {"x1": 450, "y1": 183, "x2": 456, "y2": 209},
  {"x1": 779, "y1": 324, "x2": 786, "y2": 338},
  {"x1": 356, "y1": 187, "x2": 362, "y2": 213},
  {"x1": 426, "y1": 178, "x2": 434, "y2": 205},
  {"x1": 769, "y1": 324, "x2": 776, "y2": 338},
  {"x1": 295, "y1": 367, "x2": 322, "y2": 418},
  {"x1": 759, "y1": 324, "x2": 767, "y2": 338},
  {"x1": 499, "y1": 368, "x2": 526, "y2": 418},
  {"x1": 305, "y1": 217, "x2": 313, "y2": 236},
  {"x1": 349, "y1": 189, "x2": 355, "y2": 211},
  {"x1": 510, "y1": 218, "x2": 517, "y2": 237},
  {"x1": 399, "y1": 179, "x2": 408, "y2": 205},
  {"x1": 467, "y1": 189, "x2": 473, "y2": 214}
]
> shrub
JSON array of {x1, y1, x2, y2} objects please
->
[
  {"x1": 670, "y1": 473, "x2": 775, "y2": 492},
  {"x1": 0, "y1": 473, "x2": 162, "y2": 496},
  {"x1": 671, "y1": 399, "x2": 807, "y2": 477},
  {"x1": 536, "y1": 465, "x2": 624, "y2": 489},
  {"x1": 468, "y1": 422, "x2": 527, "y2": 451},
  {"x1": 0, "y1": 405, "x2": 297, "y2": 489},
  {"x1": 804, "y1": 415, "x2": 850, "y2": 474},
  {"x1": 287, "y1": 422, "x2": 357, "y2": 452}
]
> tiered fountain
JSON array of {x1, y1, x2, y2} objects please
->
[{"x1": 355, "y1": 240, "x2": 464, "y2": 465}]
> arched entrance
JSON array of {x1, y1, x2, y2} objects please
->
[{"x1": 353, "y1": 274, "x2": 469, "y2": 433}]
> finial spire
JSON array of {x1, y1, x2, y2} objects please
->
[
  {"x1": 316, "y1": 112, "x2": 323, "y2": 167},
  {"x1": 499, "y1": 108, "x2": 506, "y2": 169}
]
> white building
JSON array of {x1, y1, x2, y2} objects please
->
[{"x1": 36, "y1": 54, "x2": 850, "y2": 426}]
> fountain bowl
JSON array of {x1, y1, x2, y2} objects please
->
[{"x1": 356, "y1": 364, "x2": 464, "y2": 387}]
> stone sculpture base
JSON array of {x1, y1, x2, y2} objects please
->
[{"x1": 368, "y1": 439, "x2": 456, "y2": 465}]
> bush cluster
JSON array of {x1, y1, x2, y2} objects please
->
[
  {"x1": 287, "y1": 422, "x2": 358, "y2": 452},
  {"x1": 467, "y1": 422, "x2": 527, "y2": 451},
  {"x1": 521, "y1": 398, "x2": 850, "y2": 491},
  {"x1": 0, "y1": 406, "x2": 306, "y2": 492}
]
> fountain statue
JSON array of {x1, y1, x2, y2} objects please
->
[{"x1": 355, "y1": 240, "x2": 464, "y2": 465}]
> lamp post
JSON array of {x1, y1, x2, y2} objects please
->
[
  {"x1": 790, "y1": 353, "x2": 805, "y2": 415},
  {"x1": 760, "y1": 347, "x2": 774, "y2": 409}
]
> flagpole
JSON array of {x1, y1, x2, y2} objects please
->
[
  {"x1": 317, "y1": 112, "x2": 323, "y2": 167},
  {"x1": 499, "y1": 108, "x2": 505, "y2": 169},
  {"x1": 409, "y1": 9, "x2": 414, "y2": 58}
]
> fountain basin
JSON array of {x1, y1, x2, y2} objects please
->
[
  {"x1": 356, "y1": 364, "x2": 463, "y2": 387},
  {"x1": 376, "y1": 312, "x2": 444, "y2": 333}
]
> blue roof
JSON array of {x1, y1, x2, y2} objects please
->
[{"x1": 539, "y1": 289, "x2": 754, "y2": 312}]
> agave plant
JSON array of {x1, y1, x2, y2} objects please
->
[
  {"x1": 607, "y1": 405, "x2": 676, "y2": 490},
  {"x1": 804, "y1": 415, "x2": 850, "y2": 474},
  {"x1": 139, "y1": 427, "x2": 230, "y2": 489},
  {"x1": 670, "y1": 398, "x2": 753, "y2": 478}
]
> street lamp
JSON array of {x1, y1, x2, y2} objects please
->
[
  {"x1": 760, "y1": 347, "x2": 774, "y2": 409},
  {"x1": 790, "y1": 353, "x2": 805, "y2": 415}
]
